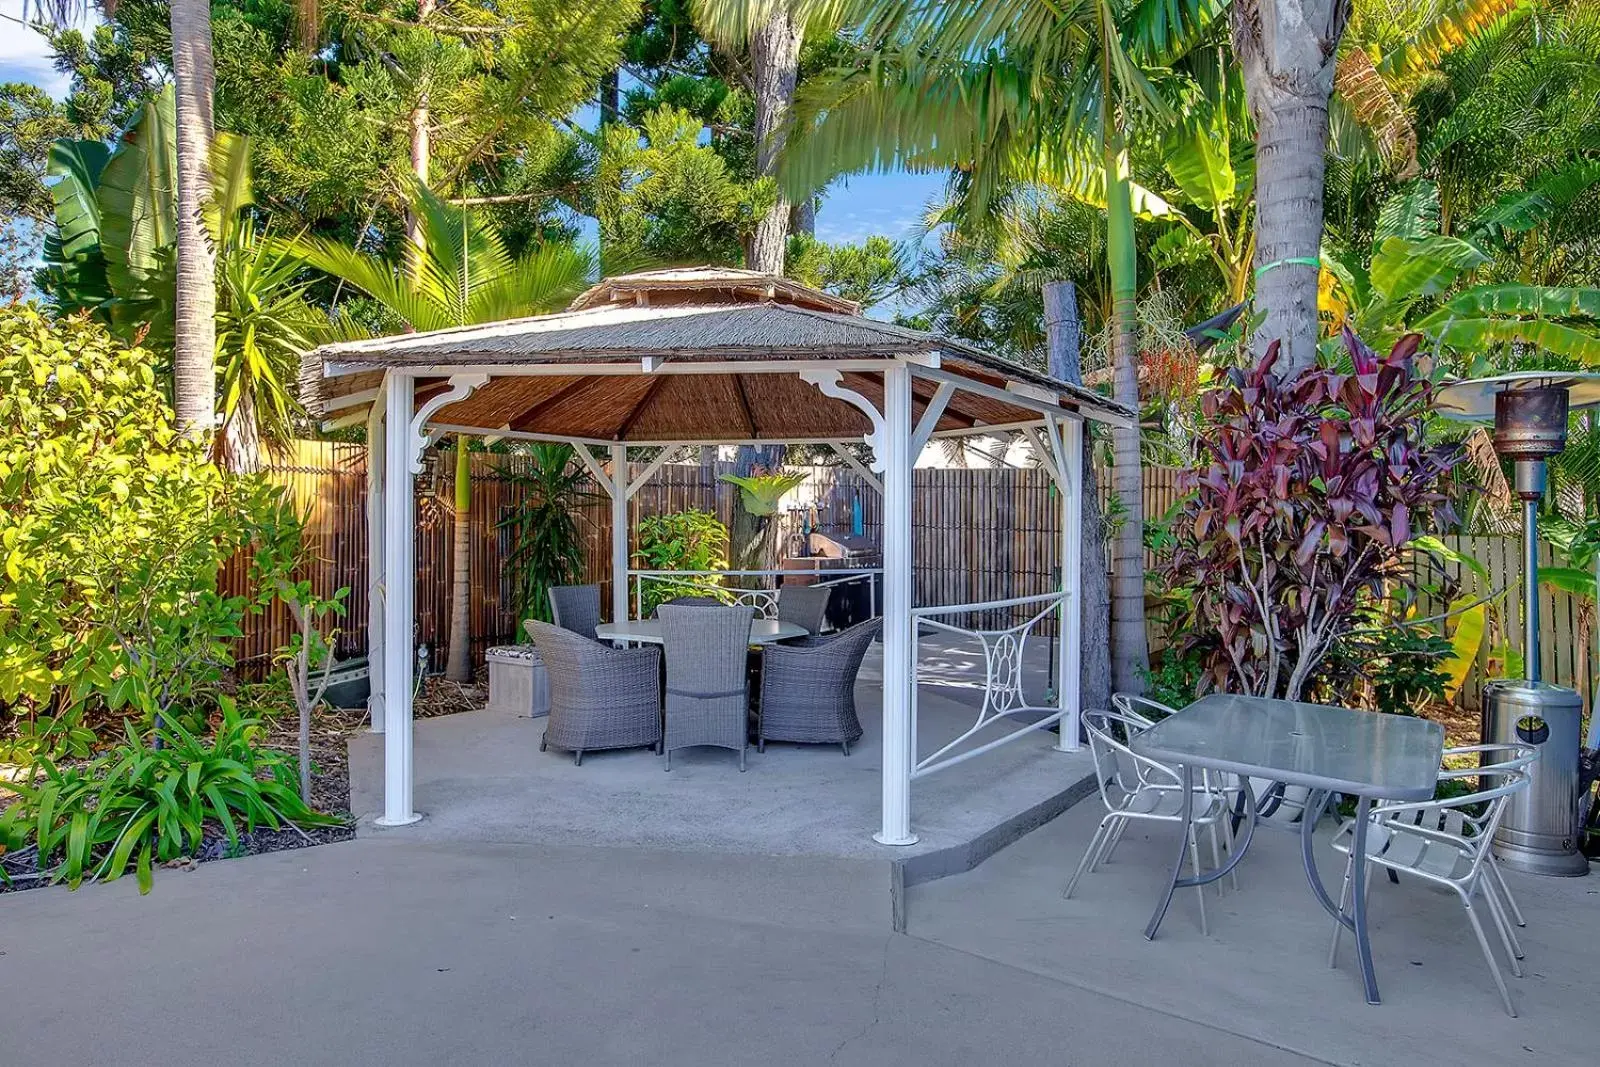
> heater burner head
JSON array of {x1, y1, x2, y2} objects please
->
[
  {"x1": 1435, "y1": 371, "x2": 1600, "y2": 423},
  {"x1": 1494, "y1": 386, "x2": 1570, "y2": 460}
]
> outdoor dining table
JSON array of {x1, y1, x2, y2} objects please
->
[
  {"x1": 1130, "y1": 693, "x2": 1446, "y2": 1005},
  {"x1": 595, "y1": 618, "x2": 808, "y2": 646}
]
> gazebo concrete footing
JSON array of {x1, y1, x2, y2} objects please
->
[{"x1": 348, "y1": 636, "x2": 1096, "y2": 924}]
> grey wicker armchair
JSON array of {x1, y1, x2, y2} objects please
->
[
  {"x1": 758, "y1": 619, "x2": 880, "y2": 755},
  {"x1": 658, "y1": 604, "x2": 754, "y2": 771},
  {"x1": 776, "y1": 584, "x2": 832, "y2": 636},
  {"x1": 525, "y1": 620, "x2": 661, "y2": 765},
  {"x1": 548, "y1": 584, "x2": 602, "y2": 639}
]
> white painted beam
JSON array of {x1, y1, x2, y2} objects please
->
[{"x1": 828, "y1": 443, "x2": 883, "y2": 495}]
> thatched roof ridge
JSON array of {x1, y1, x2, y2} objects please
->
[{"x1": 568, "y1": 266, "x2": 858, "y2": 315}]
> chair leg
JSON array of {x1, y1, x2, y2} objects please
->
[
  {"x1": 841, "y1": 739, "x2": 850, "y2": 756},
  {"x1": 1463, "y1": 900, "x2": 1517, "y2": 1017},
  {"x1": 1487, "y1": 858, "x2": 1527, "y2": 927},
  {"x1": 1329, "y1": 852, "x2": 1355, "y2": 967},
  {"x1": 539, "y1": 734, "x2": 547, "y2": 752},
  {"x1": 1064, "y1": 817, "x2": 1113, "y2": 900},
  {"x1": 1220, "y1": 811, "x2": 1240, "y2": 892},
  {"x1": 739, "y1": 745, "x2": 746, "y2": 772},
  {"x1": 574, "y1": 749, "x2": 583, "y2": 767},
  {"x1": 1207, "y1": 822, "x2": 1225, "y2": 898},
  {"x1": 1187, "y1": 825, "x2": 1209, "y2": 937},
  {"x1": 757, "y1": 737, "x2": 766, "y2": 753},
  {"x1": 1099, "y1": 816, "x2": 1132, "y2": 866},
  {"x1": 664, "y1": 748, "x2": 671, "y2": 772},
  {"x1": 1481, "y1": 880, "x2": 1525, "y2": 975}
]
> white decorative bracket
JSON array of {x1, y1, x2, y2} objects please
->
[
  {"x1": 406, "y1": 373, "x2": 490, "y2": 474},
  {"x1": 801, "y1": 370, "x2": 887, "y2": 472}
]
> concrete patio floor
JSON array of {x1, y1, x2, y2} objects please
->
[
  {"x1": 350, "y1": 636, "x2": 1093, "y2": 863},
  {"x1": 0, "y1": 835, "x2": 1316, "y2": 1067},
  {"x1": 907, "y1": 794, "x2": 1599, "y2": 1065}
]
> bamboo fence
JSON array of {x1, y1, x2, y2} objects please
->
[{"x1": 224, "y1": 445, "x2": 1593, "y2": 713}]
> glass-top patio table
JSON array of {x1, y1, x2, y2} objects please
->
[
  {"x1": 596, "y1": 618, "x2": 807, "y2": 646},
  {"x1": 1130, "y1": 693, "x2": 1445, "y2": 1005}
]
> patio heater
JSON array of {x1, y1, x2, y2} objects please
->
[{"x1": 1435, "y1": 372, "x2": 1600, "y2": 877}]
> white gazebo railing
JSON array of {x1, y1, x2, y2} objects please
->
[
  {"x1": 910, "y1": 590, "x2": 1071, "y2": 779},
  {"x1": 631, "y1": 567, "x2": 880, "y2": 620}
]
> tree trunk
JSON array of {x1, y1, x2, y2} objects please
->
[
  {"x1": 1045, "y1": 282, "x2": 1111, "y2": 716},
  {"x1": 1233, "y1": 0, "x2": 1350, "y2": 375},
  {"x1": 170, "y1": 0, "x2": 216, "y2": 440},
  {"x1": 729, "y1": 444, "x2": 785, "y2": 573},
  {"x1": 219, "y1": 392, "x2": 262, "y2": 473},
  {"x1": 1104, "y1": 134, "x2": 1150, "y2": 695},
  {"x1": 747, "y1": 6, "x2": 802, "y2": 274},
  {"x1": 600, "y1": 68, "x2": 620, "y2": 125},
  {"x1": 790, "y1": 196, "x2": 815, "y2": 237},
  {"x1": 446, "y1": 437, "x2": 473, "y2": 682},
  {"x1": 405, "y1": 0, "x2": 438, "y2": 256}
]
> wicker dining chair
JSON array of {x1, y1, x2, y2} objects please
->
[
  {"x1": 776, "y1": 584, "x2": 832, "y2": 636},
  {"x1": 525, "y1": 620, "x2": 661, "y2": 765},
  {"x1": 757, "y1": 619, "x2": 879, "y2": 755},
  {"x1": 659, "y1": 604, "x2": 754, "y2": 771},
  {"x1": 547, "y1": 584, "x2": 602, "y2": 640}
]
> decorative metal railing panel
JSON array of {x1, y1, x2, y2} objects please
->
[{"x1": 910, "y1": 590, "x2": 1067, "y2": 779}]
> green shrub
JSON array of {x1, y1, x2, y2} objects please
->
[
  {"x1": 0, "y1": 699, "x2": 338, "y2": 893},
  {"x1": 633, "y1": 509, "x2": 730, "y2": 615},
  {"x1": 0, "y1": 306, "x2": 281, "y2": 757}
]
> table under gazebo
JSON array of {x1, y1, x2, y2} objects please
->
[{"x1": 301, "y1": 267, "x2": 1134, "y2": 845}]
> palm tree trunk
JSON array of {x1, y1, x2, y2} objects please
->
[
  {"x1": 747, "y1": 5, "x2": 802, "y2": 274},
  {"x1": 1045, "y1": 282, "x2": 1111, "y2": 715},
  {"x1": 446, "y1": 437, "x2": 473, "y2": 682},
  {"x1": 170, "y1": 0, "x2": 216, "y2": 439},
  {"x1": 406, "y1": 0, "x2": 437, "y2": 255},
  {"x1": 1233, "y1": 0, "x2": 1350, "y2": 375},
  {"x1": 1104, "y1": 136, "x2": 1150, "y2": 695}
]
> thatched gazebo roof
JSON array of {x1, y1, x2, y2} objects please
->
[{"x1": 302, "y1": 267, "x2": 1132, "y2": 443}]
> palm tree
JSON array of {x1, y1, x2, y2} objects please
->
[
  {"x1": 779, "y1": 0, "x2": 1221, "y2": 693},
  {"x1": 292, "y1": 184, "x2": 594, "y2": 680},
  {"x1": 25, "y1": 0, "x2": 217, "y2": 439},
  {"x1": 169, "y1": 0, "x2": 217, "y2": 440},
  {"x1": 1231, "y1": 0, "x2": 1352, "y2": 374},
  {"x1": 693, "y1": 0, "x2": 839, "y2": 274}
]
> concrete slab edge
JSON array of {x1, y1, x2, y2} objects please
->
[{"x1": 888, "y1": 770, "x2": 1098, "y2": 932}]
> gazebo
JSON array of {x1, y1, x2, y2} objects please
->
[{"x1": 301, "y1": 268, "x2": 1134, "y2": 845}]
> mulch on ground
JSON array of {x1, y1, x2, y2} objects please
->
[{"x1": 1, "y1": 670, "x2": 491, "y2": 894}]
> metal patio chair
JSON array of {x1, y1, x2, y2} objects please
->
[
  {"x1": 548, "y1": 584, "x2": 602, "y2": 640},
  {"x1": 1327, "y1": 743, "x2": 1536, "y2": 1016},
  {"x1": 525, "y1": 620, "x2": 661, "y2": 765},
  {"x1": 1066, "y1": 707, "x2": 1236, "y2": 935},
  {"x1": 659, "y1": 604, "x2": 755, "y2": 771},
  {"x1": 757, "y1": 618, "x2": 879, "y2": 755}
]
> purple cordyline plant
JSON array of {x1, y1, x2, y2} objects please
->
[{"x1": 1163, "y1": 328, "x2": 1464, "y2": 701}]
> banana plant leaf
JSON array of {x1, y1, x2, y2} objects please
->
[{"x1": 1442, "y1": 595, "x2": 1486, "y2": 702}]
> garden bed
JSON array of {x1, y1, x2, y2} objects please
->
[{"x1": 0, "y1": 706, "x2": 364, "y2": 895}]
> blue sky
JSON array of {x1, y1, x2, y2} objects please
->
[{"x1": 1, "y1": 3, "x2": 941, "y2": 247}]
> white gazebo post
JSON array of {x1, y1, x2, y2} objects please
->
[
  {"x1": 378, "y1": 371, "x2": 420, "y2": 825},
  {"x1": 365, "y1": 389, "x2": 386, "y2": 734},
  {"x1": 610, "y1": 444, "x2": 630, "y2": 624},
  {"x1": 1056, "y1": 415, "x2": 1084, "y2": 751},
  {"x1": 877, "y1": 361, "x2": 917, "y2": 845}
]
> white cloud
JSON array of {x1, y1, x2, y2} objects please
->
[{"x1": 0, "y1": 0, "x2": 89, "y2": 99}]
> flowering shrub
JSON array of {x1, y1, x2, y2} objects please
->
[{"x1": 1162, "y1": 329, "x2": 1464, "y2": 700}]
